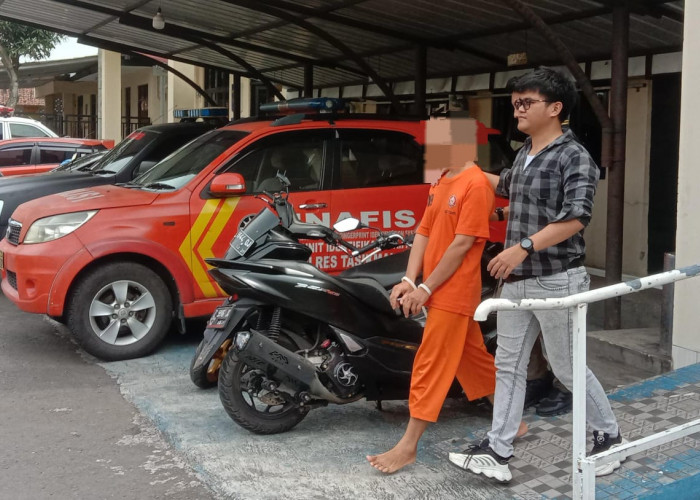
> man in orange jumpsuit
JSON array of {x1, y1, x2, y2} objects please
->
[{"x1": 367, "y1": 117, "x2": 526, "y2": 474}]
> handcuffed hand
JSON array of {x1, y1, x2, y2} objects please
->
[
  {"x1": 399, "y1": 288, "x2": 429, "y2": 318},
  {"x1": 390, "y1": 281, "x2": 414, "y2": 309}
]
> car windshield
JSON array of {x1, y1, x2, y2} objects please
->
[
  {"x1": 132, "y1": 130, "x2": 249, "y2": 190},
  {"x1": 85, "y1": 130, "x2": 159, "y2": 174}
]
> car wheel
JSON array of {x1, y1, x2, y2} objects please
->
[{"x1": 67, "y1": 262, "x2": 173, "y2": 361}]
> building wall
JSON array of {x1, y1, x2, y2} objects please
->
[
  {"x1": 121, "y1": 67, "x2": 163, "y2": 124},
  {"x1": 586, "y1": 80, "x2": 653, "y2": 277},
  {"x1": 167, "y1": 61, "x2": 201, "y2": 122},
  {"x1": 672, "y1": 0, "x2": 700, "y2": 367}
]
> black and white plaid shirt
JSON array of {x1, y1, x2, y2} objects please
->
[{"x1": 496, "y1": 129, "x2": 600, "y2": 277}]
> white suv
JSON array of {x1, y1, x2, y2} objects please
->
[{"x1": 0, "y1": 111, "x2": 58, "y2": 141}]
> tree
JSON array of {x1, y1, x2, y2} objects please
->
[{"x1": 0, "y1": 22, "x2": 64, "y2": 109}]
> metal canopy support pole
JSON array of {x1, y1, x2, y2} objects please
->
[
  {"x1": 572, "y1": 303, "x2": 589, "y2": 500},
  {"x1": 414, "y1": 45, "x2": 427, "y2": 117},
  {"x1": 604, "y1": 2, "x2": 630, "y2": 329},
  {"x1": 304, "y1": 64, "x2": 314, "y2": 98}
]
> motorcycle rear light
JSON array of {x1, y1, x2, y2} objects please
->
[
  {"x1": 230, "y1": 294, "x2": 239, "y2": 302},
  {"x1": 320, "y1": 339, "x2": 331, "y2": 349},
  {"x1": 235, "y1": 331, "x2": 251, "y2": 350}
]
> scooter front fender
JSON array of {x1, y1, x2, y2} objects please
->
[{"x1": 191, "y1": 299, "x2": 261, "y2": 373}]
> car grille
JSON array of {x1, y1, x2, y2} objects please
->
[
  {"x1": 7, "y1": 220, "x2": 21, "y2": 245},
  {"x1": 6, "y1": 270, "x2": 17, "y2": 290}
]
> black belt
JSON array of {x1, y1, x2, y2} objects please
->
[{"x1": 504, "y1": 257, "x2": 585, "y2": 284}]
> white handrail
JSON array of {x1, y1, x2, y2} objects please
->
[
  {"x1": 474, "y1": 264, "x2": 700, "y2": 321},
  {"x1": 475, "y1": 264, "x2": 700, "y2": 500}
]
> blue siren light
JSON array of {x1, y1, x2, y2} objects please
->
[{"x1": 173, "y1": 107, "x2": 229, "y2": 118}]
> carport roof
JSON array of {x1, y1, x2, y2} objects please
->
[{"x1": 0, "y1": 0, "x2": 685, "y2": 90}]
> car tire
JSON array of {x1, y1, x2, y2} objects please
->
[{"x1": 67, "y1": 262, "x2": 173, "y2": 361}]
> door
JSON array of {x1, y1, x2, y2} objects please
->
[
  {"x1": 329, "y1": 128, "x2": 427, "y2": 272},
  {"x1": 0, "y1": 143, "x2": 37, "y2": 176},
  {"x1": 138, "y1": 85, "x2": 149, "y2": 126},
  {"x1": 189, "y1": 129, "x2": 333, "y2": 299},
  {"x1": 648, "y1": 74, "x2": 681, "y2": 273}
]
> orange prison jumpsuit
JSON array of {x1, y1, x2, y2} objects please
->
[{"x1": 409, "y1": 166, "x2": 496, "y2": 422}]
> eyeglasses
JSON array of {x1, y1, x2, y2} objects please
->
[{"x1": 512, "y1": 98, "x2": 551, "y2": 111}]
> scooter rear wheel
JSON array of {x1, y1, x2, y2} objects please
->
[{"x1": 218, "y1": 345, "x2": 309, "y2": 434}]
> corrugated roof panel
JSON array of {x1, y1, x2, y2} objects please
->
[
  {"x1": 0, "y1": 0, "x2": 111, "y2": 32},
  {"x1": 0, "y1": 0, "x2": 686, "y2": 90},
  {"x1": 178, "y1": 45, "x2": 290, "y2": 72},
  {"x1": 91, "y1": 23, "x2": 196, "y2": 54},
  {"x1": 130, "y1": 0, "x2": 279, "y2": 38}
]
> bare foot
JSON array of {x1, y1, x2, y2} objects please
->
[
  {"x1": 366, "y1": 443, "x2": 416, "y2": 474},
  {"x1": 516, "y1": 421, "x2": 529, "y2": 439}
]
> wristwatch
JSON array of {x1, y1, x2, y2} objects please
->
[
  {"x1": 520, "y1": 237, "x2": 535, "y2": 255},
  {"x1": 495, "y1": 207, "x2": 505, "y2": 221}
]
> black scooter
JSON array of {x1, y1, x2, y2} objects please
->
[{"x1": 190, "y1": 174, "x2": 501, "y2": 434}]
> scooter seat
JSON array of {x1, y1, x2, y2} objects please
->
[
  {"x1": 338, "y1": 250, "x2": 410, "y2": 290},
  {"x1": 336, "y1": 277, "x2": 396, "y2": 315}
]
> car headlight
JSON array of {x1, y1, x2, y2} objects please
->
[{"x1": 24, "y1": 210, "x2": 98, "y2": 244}]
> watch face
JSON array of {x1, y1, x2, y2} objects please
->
[{"x1": 521, "y1": 238, "x2": 533, "y2": 250}]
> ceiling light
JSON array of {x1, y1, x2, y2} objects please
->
[{"x1": 152, "y1": 7, "x2": 165, "y2": 30}]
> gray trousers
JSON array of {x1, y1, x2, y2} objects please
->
[{"x1": 487, "y1": 267, "x2": 619, "y2": 458}]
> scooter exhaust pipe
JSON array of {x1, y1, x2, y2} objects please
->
[{"x1": 236, "y1": 329, "x2": 349, "y2": 404}]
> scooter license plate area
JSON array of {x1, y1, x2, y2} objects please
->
[
  {"x1": 230, "y1": 230, "x2": 255, "y2": 256},
  {"x1": 207, "y1": 305, "x2": 235, "y2": 329}
]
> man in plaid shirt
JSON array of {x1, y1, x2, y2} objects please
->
[{"x1": 449, "y1": 67, "x2": 625, "y2": 483}]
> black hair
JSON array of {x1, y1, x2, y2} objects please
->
[{"x1": 508, "y1": 67, "x2": 578, "y2": 122}]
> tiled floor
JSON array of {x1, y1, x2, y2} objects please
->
[{"x1": 440, "y1": 363, "x2": 700, "y2": 499}]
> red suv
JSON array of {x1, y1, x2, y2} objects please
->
[{"x1": 0, "y1": 107, "x2": 508, "y2": 360}]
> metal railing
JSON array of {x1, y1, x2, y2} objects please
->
[{"x1": 474, "y1": 264, "x2": 700, "y2": 500}]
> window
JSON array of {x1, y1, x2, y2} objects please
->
[
  {"x1": 134, "y1": 130, "x2": 249, "y2": 190},
  {"x1": 9, "y1": 123, "x2": 50, "y2": 138},
  {"x1": 39, "y1": 147, "x2": 76, "y2": 164},
  {"x1": 336, "y1": 130, "x2": 423, "y2": 189},
  {"x1": 0, "y1": 146, "x2": 33, "y2": 167},
  {"x1": 223, "y1": 131, "x2": 328, "y2": 193}
]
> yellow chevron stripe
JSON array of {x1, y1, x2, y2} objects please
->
[
  {"x1": 179, "y1": 199, "x2": 222, "y2": 297},
  {"x1": 195, "y1": 197, "x2": 241, "y2": 297}
]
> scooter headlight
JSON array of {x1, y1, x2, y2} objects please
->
[{"x1": 235, "y1": 331, "x2": 251, "y2": 350}]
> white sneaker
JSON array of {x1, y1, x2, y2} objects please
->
[{"x1": 448, "y1": 440, "x2": 512, "y2": 483}]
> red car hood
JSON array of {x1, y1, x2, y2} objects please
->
[{"x1": 12, "y1": 185, "x2": 158, "y2": 225}]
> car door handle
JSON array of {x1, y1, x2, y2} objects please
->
[{"x1": 298, "y1": 203, "x2": 327, "y2": 210}]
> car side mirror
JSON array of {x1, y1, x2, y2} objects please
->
[
  {"x1": 334, "y1": 217, "x2": 361, "y2": 233},
  {"x1": 211, "y1": 172, "x2": 246, "y2": 196}
]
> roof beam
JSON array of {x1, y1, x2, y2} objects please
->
[
  {"x1": 236, "y1": 0, "x2": 503, "y2": 65},
  {"x1": 50, "y1": 0, "x2": 284, "y2": 99},
  {"x1": 117, "y1": 13, "x2": 365, "y2": 77},
  {"x1": 218, "y1": 0, "x2": 403, "y2": 112}
]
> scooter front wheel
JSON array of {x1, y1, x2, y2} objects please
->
[{"x1": 218, "y1": 346, "x2": 309, "y2": 434}]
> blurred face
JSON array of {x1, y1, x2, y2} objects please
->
[
  {"x1": 511, "y1": 90, "x2": 563, "y2": 135},
  {"x1": 424, "y1": 118, "x2": 477, "y2": 182}
]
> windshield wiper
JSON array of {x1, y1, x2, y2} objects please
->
[
  {"x1": 143, "y1": 182, "x2": 176, "y2": 190},
  {"x1": 90, "y1": 169, "x2": 117, "y2": 175}
]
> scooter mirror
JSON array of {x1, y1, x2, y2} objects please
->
[
  {"x1": 276, "y1": 172, "x2": 291, "y2": 187},
  {"x1": 334, "y1": 217, "x2": 361, "y2": 233}
]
